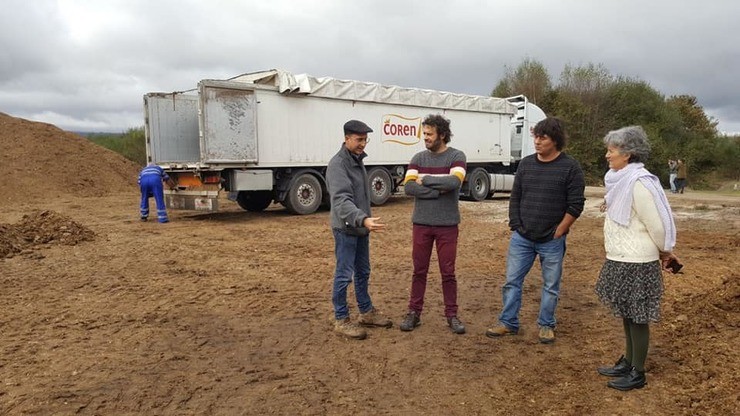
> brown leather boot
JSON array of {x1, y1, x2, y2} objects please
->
[
  {"x1": 358, "y1": 308, "x2": 393, "y2": 328},
  {"x1": 334, "y1": 318, "x2": 367, "y2": 340}
]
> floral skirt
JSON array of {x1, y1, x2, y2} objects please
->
[{"x1": 595, "y1": 259, "x2": 663, "y2": 323}]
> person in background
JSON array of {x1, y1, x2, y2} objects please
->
[
  {"x1": 139, "y1": 163, "x2": 176, "y2": 223},
  {"x1": 399, "y1": 114, "x2": 467, "y2": 335},
  {"x1": 326, "y1": 119, "x2": 392, "y2": 340},
  {"x1": 675, "y1": 159, "x2": 687, "y2": 194},
  {"x1": 486, "y1": 117, "x2": 585, "y2": 344},
  {"x1": 668, "y1": 159, "x2": 678, "y2": 193},
  {"x1": 595, "y1": 126, "x2": 682, "y2": 391}
]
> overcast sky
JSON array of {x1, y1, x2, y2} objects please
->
[{"x1": 2, "y1": 0, "x2": 739, "y2": 134}]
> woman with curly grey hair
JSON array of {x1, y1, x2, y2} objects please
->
[{"x1": 595, "y1": 125, "x2": 682, "y2": 391}]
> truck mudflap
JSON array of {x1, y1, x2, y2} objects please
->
[{"x1": 165, "y1": 190, "x2": 220, "y2": 211}]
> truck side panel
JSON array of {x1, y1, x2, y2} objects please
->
[
  {"x1": 144, "y1": 93, "x2": 200, "y2": 164},
  {"x1": 252, "y1": 89, "x2": 513, "y2": 167}
]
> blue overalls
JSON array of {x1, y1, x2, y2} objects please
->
[{"x1": 139, "y1": 165, "x2": 169, "y2": 223}]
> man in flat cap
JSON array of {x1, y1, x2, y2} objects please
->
[{"x1": 326, "y1": 119, "x2": 392, "y2": 340}]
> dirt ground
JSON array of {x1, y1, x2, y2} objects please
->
[{"x1": 1, "y1": 114, "x2": 739, "y2": 415}]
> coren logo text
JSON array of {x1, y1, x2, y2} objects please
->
[{"x1": 381, "y1": 114, "x2": 422, "y2": 145}]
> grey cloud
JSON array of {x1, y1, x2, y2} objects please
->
[{"x1": 1, "y1": 0, "x2": 739, "y2": 133}]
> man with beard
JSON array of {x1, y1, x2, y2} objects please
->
[{"x1": 399, "y1": 114, "x2": 467, "y2": 334}]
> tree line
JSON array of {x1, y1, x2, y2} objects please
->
[
  {"x1": 86, "y1": 128, "x2": 147, "y2": 167},
  {"x1": 492, "y1": 58, "x2": 740, "y2": 188}
]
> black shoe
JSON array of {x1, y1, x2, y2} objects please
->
[
  {"x1": 607, "y1": 367, "x2": 647, "y2": 391},
  {"x1": 140, "y1": 216, "x2": 148, "y2": 222},
  {"x1": 400, "y1": 311, "x2": 421, "y2": 332},
  {"x1": 598, "y1": 355, "x2": 631, "y2": 377},
  {"x1": 447, "y1": 316, "x2": 466, "y2": 334}
]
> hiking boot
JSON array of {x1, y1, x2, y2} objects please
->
[
  {"x1": 607, "y1": 367, "x2": 647, "y2": 391},
  {"x1": 538, "y1": 326, "x2": 555, "y2": 344},
  {"x1": 334, "y1": 318, "x2": 367, "y2": 340},
  {"x1": 399, "y1": 311, "x2": 421, "y2": 332},
  {"x1": 598, "y1": 355, "x2": 632, "y2": 377},
  {"x1": 485, "y1": 324, "x2": 518, "y2": 338},
  {"x1": 359, "y1": 308, "x2": 393, "y2": 328},
  {"x1": 447, "y1": 316, "x2": 466, "y2": 334}
]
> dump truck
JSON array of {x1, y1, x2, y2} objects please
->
[{"x1": 143, "y1": 69, "x2": 546, "y2": 214}]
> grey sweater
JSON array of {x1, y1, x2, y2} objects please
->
[
  {"x1": 509, "y1": 152, "x2": 585, "y2": 242},
  {"x1": 404, "y1": 147, "x2": 467, "y2": 226},
  {"x1": 326, "y1": 144, "x2": 371, "y2": 235}
]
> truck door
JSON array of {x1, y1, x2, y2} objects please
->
[
  {"x1": 144, "y1": 93, "x2": 200, "y2": 163},
  {"x1": 199, "y1": 80, "x2": 259, "y2": 163}
]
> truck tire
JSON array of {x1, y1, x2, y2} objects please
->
[
  {"x1": 285, "y1": 173, "x2": 322, "y2": 215},
  {"x1": 367, "y1": 167, "x2": 392, "y2": 206},
  {"x1": 467, "y1": 168, "x2": 490, "y2": 201},
  {"x1": 236, "y1": 190, "x2": 273, "y2": 212}
]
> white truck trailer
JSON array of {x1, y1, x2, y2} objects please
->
[{"x1": 143, "y1": 69, "x2": 545, "y2": 215}]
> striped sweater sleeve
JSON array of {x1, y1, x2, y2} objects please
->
[
  {"x1": 404, "y1": 163, "x2": 419, "y2": 184},
  {"x1": 450, "y1": 160, "x2": 466, "y2": 183}
]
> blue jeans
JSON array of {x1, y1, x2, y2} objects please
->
[
  {"x1": 499, "y1": 231, "x2": 566, "y2": 330},
  {"x1": 332, "y1": 229, "x2": 373, "y2": 320}
]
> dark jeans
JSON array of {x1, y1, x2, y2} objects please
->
[
  {"x1": 331, "y1": 229, "x2": 372, "y2": 320},
  {"x1": 408, "y1": 224, "x2": 459, "y2": 318}
]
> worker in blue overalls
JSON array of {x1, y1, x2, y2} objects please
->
[{"x1": 139, "y1": 163, "x2": 176, "y2": 223}]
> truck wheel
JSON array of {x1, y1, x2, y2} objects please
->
[
  {"x1": 285, "y1": 173, "x2": 322, "y2": 215},
  {"x1": 236, "y1": 191, "x2": 273, "y2": 212},
  {"x1": 468, "y1": 168, "x2": 490, "y2": 201},
  {"x1": 368, "y1": 167, "x2": 392, "y2": 206}
]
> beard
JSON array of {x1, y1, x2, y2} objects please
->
[{"x1": 426, "y1": 138, "x2": 444, "y2": 152}]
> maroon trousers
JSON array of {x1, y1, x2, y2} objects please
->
[{"x1": 408, "y1": 224, "x2": 459, "y2": 318}]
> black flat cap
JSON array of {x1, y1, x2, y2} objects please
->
[{"x1": 343, "y1": 119, "x2": 373, "y2": 135}]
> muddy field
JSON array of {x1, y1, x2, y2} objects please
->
[
  {"x1": 0, "y1": 188, "x2": 737, "y2": 415},
  {"x1": 1, "y1": 113, "x2": 738, "y2": 415}
]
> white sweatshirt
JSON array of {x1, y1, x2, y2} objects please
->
[{"x1": 604, "y1": 181, "x2": 666, "y2": 263}]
